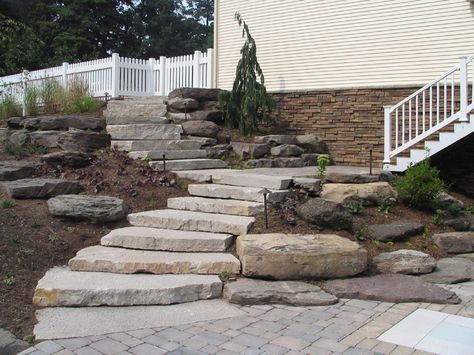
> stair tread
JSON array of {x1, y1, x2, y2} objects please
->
[
  {"x1": 34, "y1": 267, "x2": 222, "y2": 307},
  {"x1": 167, "y1": 196, "x2": 264, "y2": 216},
  {"x1": 188, "y1": 183, "x2": 289, "y2": 203},
  {"x1": 128, "y1": 150, "x2": 207, "y2": 160},
  {"x1": 149, "y1": 159, "x2": 228, "y2": 171},
  {"x1": 127, "y1": 209, "x2": 254, "y2": 235},
  {"x1": 68, "y1": 245, "x2": 241, "y2": 275},
  {"x1": 101, "y1": 226, "x2": 234, "y2": 252}
]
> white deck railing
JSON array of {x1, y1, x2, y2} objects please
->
[
  {"x1": 383, "y1": 55, "x2": 474, "y2": 169},
  {"x1": 0, "y1": 49, "x2": 213, "y2": 110}
]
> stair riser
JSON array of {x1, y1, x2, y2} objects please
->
[
  {"x1": 128, "y1": 150, "x2": 207, "y2": 160},
  {"x1": 167, "y1": 198, "x2": 263, "y2": 217},
  {"x1": 107, "y1": 124, "x2": 182, "y2": 140},
  {"x1": 188, "y1": 184, "x2": 289, "y2": 203},
  {"x1": 149, "y1": 159, "x2": 228, "y2": 171}
]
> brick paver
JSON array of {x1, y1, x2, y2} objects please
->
[{"x1": 19, "y1": 281, "x2": 474, "y2": 355}]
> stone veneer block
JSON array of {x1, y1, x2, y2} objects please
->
[
  {"x1": 69, "y1": 246, "x2": 241, "y2": 275},
  {"x1": 34, "y1": 267, "x2": 222, "y2": 306}
]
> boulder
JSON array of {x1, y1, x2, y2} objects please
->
[
  {"x1": 437, "y1": 192, "x2": 464, "y2": 210},
  {"x1": 181, "y1": 120, "x2": 220, "y2": 138},
  {"x1": 1, "y1": 178, "x2": 84, "y2": 199},
  {"x1": 296, "y1": 133, "x2": 328, "y2": 153},
  {"x1": 372, "y1": 250, "x2": 436, "y2": 275},
  {"x1": 231, "y1": 142, "x2": 270, "y2": 159},
  {"x1": 236, "y1": 233, "x2": 367, "y2": 280},
  {"x1": 185, "y1": 136, "x2": 217, "y2": 147},
  {"x1": 206, "y1": 144, "x2": 231, "y2": 159},
  {"x1": 432, "y1": 232, "x2": 474, "y2": 254},
  {"x1": 6, "y1": 116, "x2": 25, "y2": 129},
  {"x1": 107, "y1": 124, "x2": 182, "y2": 141},
  {"x1": 0, "y1": 128, "x2": 10, "y2": 143},
  {"x1": 9, "y1": 130, "x2": 62, "y2": 148},
  {"x1": 22, "y1": 116, "x2": 106, "y2": 131},
  {"x1": 293, "y1": 177, "x2": 322, "y2": 194},
  {"x1": 321, "y1": 182, "x2": 397, "y2": 206},
  {"x1": 223, "y1": 279, "x2": 338, "y2": 306},
  {"x1": 325, "y1": 172, "x2": 383, "y2": 184},
  {"x1": 0, "y1": 161, "x2": 40, "y2": 181},
  {"x1": 167, "y1": 97, "x2": 199, "y2": 112},
  {"x1": 301, "y1": 153, "x2": 322, "y2": 166},
  {"x1": 254, "y1": 135, "x2": 298, "y2": 145},
  {"x1": 41, "y1": 151, "x2": 94, "y2": 168},
  {"x1": 58, "y1": 130, "x2": 111, "y2": 151},
  {"x1": 296, "y1": 198, "x2": 353, "y2": 230},
  {"x1": 323, "y1": 274, "x2": 460, "y2": 304},
  {"x1": 368, "y1": 220, "x2": 425, "y2": 242},
  {"x1": 442, "y1": 216, "x2": 474, "y2": 231},
  {"x1": 420, "y1": 257, "x2": 474, "y2": 284},
  {"x1": 246, "y1": 157, "x2": 308, "y2": 168},
  {"x1": 47, "y1": 195, "x2": 128, "y2": 223},
  {"x1": 168, "y1": 88, "x2": 222, "y2": 102},
  {"x1": 189, "y1": 110, "x2": 223, "y2": 123},
  {"x1": 270, "y1": 144, "x2": 304, "y2": 157}
]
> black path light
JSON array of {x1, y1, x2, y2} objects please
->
[
  {"x1": 368, "y1": 145, "x2": 374, "y2": 175},
  {"x1": 259, "y1": 187, "x2": 270, "y2": 229}
]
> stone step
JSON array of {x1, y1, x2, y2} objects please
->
[
  {"x1": 0, "y1": 161, "x2": 40, "y2": 181},
  {"x1": 33, "y1": 267, "x2": 222, "y2": 307},
  {"x1": 188, "y1": 184, "x2": 289, "y2": 203},
  {"x1": 0, "y1": 178, "x2": 84, "y2": 199},
  {"x1": 104, "y1": 102, "x2": 167, "y2": 121},
  {"x1": 68, "y1": 246, "x2": 241, "y2": 275},
  {"x1": 112, "y1": 139, "x2": 203, "y2": 151},
  {"x1": 167, "y1": 197, "x2": 263, "y2": 216},
  {"x1": 128, "y1": 209, "x2": 254, "y2": 235},
  {"x1": 107, "y1": 124, "x2": 182, "y2": 140},
  {"x1": 212, "y1": 173, "x2": 292, "y2": 190},
  {"x1": 149, "y1": 159, "x2": 228, "y2": 171},
  {"x1": 101, "y1": 227, "x2": 234, "y2": 252},
  {"x1": 106, "y1": 116, "x2": 169, "y2": 125},
  {"x1": 128, "y1": 150, "x2": 207, "y2": 160}
]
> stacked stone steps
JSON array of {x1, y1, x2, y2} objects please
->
[{"x1": 33, "y1": 267, "x2": 222, "y2": 307}]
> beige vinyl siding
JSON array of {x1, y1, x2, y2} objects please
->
[{"x1": 215, "y1": 0, "x2": 474, "y2": 91}]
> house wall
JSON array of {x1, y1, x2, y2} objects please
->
[{"x1": 215, "y1": 0, "x2": 474, "y2": 91}]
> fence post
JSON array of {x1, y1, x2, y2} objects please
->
[
  {"x1": 111, "y1": 53, "x2": 120, "y2": 98},
  {"x1": 21, "y1": 70, "x2": 28, "y2": 117},
  {"x1": 62, "y1": 62, "x2": 69, "y2": 88},
  {"x1": 148, "y1": 57, "x2": 156, "y2": 96},
  {"x1": 193, "y1": 50, "x2": 201, "y2": 88},
  {"x1": 206, "y1": 48, "x2": 213, "y2": 88},
  {"x1": 159, "y1": 56, "x2": 166, "y2": 96},
  {"x1": 383, "y1": 106, "x2": 392, "y2": 170},
  {"x1": 459, "y1": 56, "x2": 468, "y2": 122}
]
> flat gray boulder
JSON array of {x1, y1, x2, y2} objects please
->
[
  {"x1": 167, "y1": 97, "x2": 199, "y2": 111},
  {"x1": 321, "y1": 182, "x2": 397, "y2": 206},
  {"x1": 324, "y1": 171, "x2": 390, "y2": 184},
  {"x1": 168, "y1": 88, "x2": 222, "y2": 101},
  {"x1": 58, "y1": 130, "x2": 110, "y2": 152},
  {"x1": 48, "y1": 195, "x2": 128, "y2": 223},
  {"x1": 296, "y1": 133, "x2": 328, "y2": 153},
  {"x1": 181, "y1": 120, "x2": 220, "y2": 138},
  {"x1": 22, "y1": 116, "x2": 106, "y2": 131},
  {"x1": 420, "y1": 257, "x2": 474, "y2": 284},
  {"x1": 323, "y1": 274, "x2": 460, "y2": 304},
  {"x1": 231, "y1": 142, "x2": 270, "y2": 159},
  {"x1": 0, "y1": 161, "x2": 40, "y2": 181},
  {"x1": 270, "y1": 144, "x2": 304, "y2": 157},
  {"x1": 236, "y1": 233, "x2": 367, "y2": 280},
  {"x1": 9, "y1": 130, "x2": 62, "y2": 148},
  {"x1": 368, "y1": 220, "x2": 425, "y2": 242},
  {"x1": 189, "y1": 110, "x2": 222, "y2": 123},
  {"x1": 373, "y1": 250, "x2": 436, "y2": 275},
  {"x1": 442, "y1": 216, "x2": 474, "y2": 231},
  {"x1": 254, "y1": 135, "x2": 298, "y2": 145},
  {"x1": 1, "y1": 179, "x2": 84, "y2": 199},
  {"x1": 41, "y1": 151, "x2": 94, "y2": 168},
  {"x1": 432, "y1": 232, "x2": 474, "y2": 254},
  {"x1": 223, "y1": 278, "x2": 338, "y2": 306},
  {"x1": 296, "y1": 198, "x2": 353, "y2": 230}
]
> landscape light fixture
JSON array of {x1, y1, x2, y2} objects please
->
[
  {"x1": 368, "y1": 145, "x2": 374, "y2": 175},
  {"x1": 259, "y1": 187, "x2": 271, "y2": 229}
]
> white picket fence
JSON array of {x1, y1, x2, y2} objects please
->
[{"x1": 0, "y1": 49, "x2": 214, "y2": 106}]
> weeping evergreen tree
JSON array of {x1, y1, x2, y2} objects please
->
[{"x1": 219, "y1": 12, "x2": 275, "y2": 135}]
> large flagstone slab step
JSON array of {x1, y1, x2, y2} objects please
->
[
  {"x1": 188, "y1": 184, "x2": 289, "y2": 203},
  {"x1": 112, "y1": 139, "x2": 203, "y2": 151},
  {"x1": 127, "y1": 209, "x2": 254, "y2": 235},
  {"x1": 33, "y1": 267, "x2": 222, "y2": 307},
  {"x1": 101, "y1": 227, "x2": 234, "y2": 252},
  {"x1": 149, "y1": 159, "x2": 228, "y2": 171},
  {"x1": 0, "y1": 178, "x2": 84, "y2": 199},
  {"x1": 128, "y1": 150, "x2": 207, "y2": 160},
  {"x1": 68, "y1": 246, "x2": 241, "y2": 275},
  {"x1": 167, "y1": 196, "x2": 264, "y2": 216},
  {"x1": 0, "y1": 160, "x2": 41, "y2": 181},
  {"x1": 212, "y1": 173, "x2": 292, "y2": 190},
  {"x1": 107, "y1": 124, "x2": 182, "y2": 140}
]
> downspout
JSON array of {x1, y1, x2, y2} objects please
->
[{"x1": 213, "y1": 0, "x2": 219, "y2": 88}]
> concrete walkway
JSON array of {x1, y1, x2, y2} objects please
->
[{"x1": 20, "y1": 282, "x2": 474, "y2": 355}]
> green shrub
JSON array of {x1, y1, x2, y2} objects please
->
[
  {"x1": 394, "y1": 159, "x2": 446, "y2": 209},
  {"x1": 0, "y1": 94, "x2": 21, "y2": 118}
]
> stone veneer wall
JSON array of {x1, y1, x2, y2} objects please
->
[{"x1": 271, "y1": 87, "x2": 421, "y2": 167}]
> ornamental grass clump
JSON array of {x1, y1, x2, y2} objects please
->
[
  {"x1": 219, "y1": 13, "x2": 275, "y2": 135},
  {"x1": 394, "y1": 159, "x2": 446, "y2": 210}
]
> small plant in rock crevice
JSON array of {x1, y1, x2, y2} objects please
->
[
  {"x1": 394, "y1": 159, "x2": 446, "y2": 210},
  {"x1": 219, "y1": 271, "x2": 230, "y2": 282},
  {"x1": 316, "y1": 154, "x2": 330, "y2": 177},
  {"x1": 378, "y1": 202, "x2": 391, "y2": 214},
  {"x1": 0, "y1": 199, "x2": 16, "y2": 209},
  {"x1": 344, "y1": 201, "x2": 364, "y2": 215}
]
